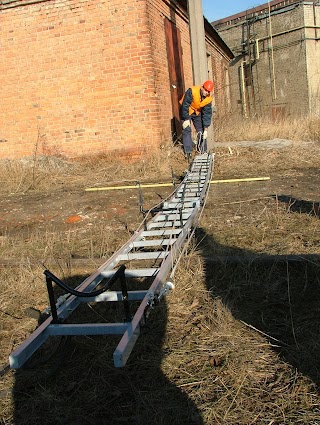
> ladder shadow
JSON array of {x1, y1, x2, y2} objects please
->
[
  {"x1": 12, "y1": 273, "x2": 204, "y2": 425},
  {"x1": 196, "y1": 227, "x2": 320, "y2": 387}
]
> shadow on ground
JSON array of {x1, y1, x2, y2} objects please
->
[
  {"x1": 12, "y1": 274, "x2": 203, "y2": 425},
  {"x1": 196, "y1": 227, "x2": 320, "y2": 387},
  {"x1": 272, "y1": 194, "x2": 320, "y2": 217}
]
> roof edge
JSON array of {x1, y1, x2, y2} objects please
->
[{"x1": 211, "y1": 0, "x2": 302, "y2": 26}]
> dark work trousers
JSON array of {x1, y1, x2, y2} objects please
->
[{"x1": 182, "y1": 113, "x2": 207, "y2": 154}]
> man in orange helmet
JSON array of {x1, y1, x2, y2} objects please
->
[{"x1": 180, "y1": 80, "x2": 214, "y2": 160}]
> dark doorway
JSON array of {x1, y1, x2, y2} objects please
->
[{"x1": 164, "y1": 18, "x2": 185, "y2": 141}]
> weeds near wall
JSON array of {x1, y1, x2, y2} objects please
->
[{"x1": 215, "y1": 115, "x2": 320, "y2": 143}]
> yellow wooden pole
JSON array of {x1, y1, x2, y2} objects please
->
[
  {"x1": 84, "y1": 177, "x2": 270, "y2": 192},
  {"x1": 210, "y1": 177, "x2": 270, "y2": 184}
]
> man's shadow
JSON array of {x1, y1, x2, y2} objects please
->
[
  {"x1": 196, "y1": 227, "x2": 320, "y2": 386},
  {"x1": 12, "y1": 274, "x2": 204, "y2": 425}
]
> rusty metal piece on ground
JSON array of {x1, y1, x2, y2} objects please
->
[{"x1": 65, "y1": 214, "x2": 82, "y2": 223}]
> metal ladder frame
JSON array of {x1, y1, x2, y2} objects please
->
[{"x1": 9, "y1": 153, "x2": 214, "y2": 369}]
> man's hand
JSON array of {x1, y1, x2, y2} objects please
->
[
  {"x1": 203, "y1": 130, "x2": 208, "y2": 139},
  {"x1": 182, "y1": 120, "x2": 190, "y2": 129}
]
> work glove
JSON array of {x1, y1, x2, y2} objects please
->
[
  {"x1": 182, "y1": 120, "x2": 190, "y2": 129},
  {"x1": 203, "y1": 130, "x2": 208, "y2": 139}
]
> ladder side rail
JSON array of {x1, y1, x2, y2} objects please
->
[
  {"x1": 9, "y1": 264, "x2": 129, "y2": 368},
  {"x1": 9, "y1": 204, "x2": 196, "y2": 368},
  {"x1": 9, "y1": 268, "x2": 124, "y2": 368},
  {"x1": 196, "y1": 160, "x2": 214, "y2": 202},
  {"x1": 137, "y1": 167, "x2": 202, "y2": 226},
  {"x1": 113, "y1": 205, "x2": 201, "y2": 367},
  {"x1": 10, "y1": 318, "x2": 53, "y2": 368},
  {"x1": 9, "y1": 154, "x2": 214, "y2": 369}
]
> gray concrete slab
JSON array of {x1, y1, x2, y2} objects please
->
[{"x1": 212, "y1": 138, "x2": 294, "y2": 149}]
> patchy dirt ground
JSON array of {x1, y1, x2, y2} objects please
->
[{"x1": 0, "y1": 140, "x2": 318, "y2": 244}]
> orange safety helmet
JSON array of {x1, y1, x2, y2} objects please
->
[{"x1": 203, "y1": 80, "x2": 214, "y2": 92}]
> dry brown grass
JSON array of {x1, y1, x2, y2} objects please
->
[
  {"x1": 0, "y1": 141, "x2": 185, "y2": 196},
  {"x1": 165, "y1": 253, "x2": 320, "y2": 424},
  {"x1": 1, "y1": 119, "x2": 320, "y2": 424},
  {"x1": 215, "y1": 115, "x2": 320, "y2": 143}
]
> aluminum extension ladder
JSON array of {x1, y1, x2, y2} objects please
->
[{"x1": 9, "y1": 153, "x2": 214, "y2": 369}]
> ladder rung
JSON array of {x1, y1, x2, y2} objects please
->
[
  {"x1": 192, "y1": 166, "x2": 209, "y2": 170},
  {"x1": 165, "y1": 198, "x2": 199, "y2": 204},
  {"x1": 154, "y1": 212, "x2": 191, "y2": 222},
  {"x1": 48, "y1": 323, "x2": 129, "y2": 336},
  {"x1": 131, "y1": 239, "x2": 175, "y2": 247},
  {"x1": 174, "y1": 195, "x2": 200, "y2": 200},
  {"x1": 101, "y1": 268, "x2": 159, "y2": 278},
  {"x1": 176, "y1": 194, "x2": 201, "y2": 198},
  {"x1": 141, "y1": 229, "x2": 182, "y2": 236},
  {"x1": 162, "y1": 206, "x2": 194, "y2": 211},
  {"x1": 163, "y1": 203, "x2": 199, "y2": 209},
  {"x1": 179, "y1": 181, "x2": 204, "y2": 186},
  {"x1": 176, "y1": 190, "x2": 200, "y2": 194},
  {"x1": 185, "y1": 178, "x2": 206, "y2": 182},
  {"x1": 81, "y1": 290, "x2": 148, "y2": 302},
  {"x1": 179, "y1": 187, "x2": 203, "y2": 190},
  {"x1": 147, "y1": 221, "x2": 186, "y2": 229},
  {"x1": 117, "y1": 252, "x2": 168, "y2": 260}
]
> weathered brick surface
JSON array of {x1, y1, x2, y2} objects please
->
[
  {"x1": 0, "y1": 0, "x2": 231, "y2": 159},
  {"x1": 215, "y1": 2, "x2": 320, "y2": 118},
  {"x1": 305, "y1": 4, "x2": 320, "y2": 114}
]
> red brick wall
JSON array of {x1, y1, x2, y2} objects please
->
[
  {"x1": 0, "y1": 0, "x2": 161, "y2": 159},
  {"x1": 0, "y1": 0, "x2": 231, "y2": 159}
]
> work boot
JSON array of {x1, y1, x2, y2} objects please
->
[{"x1": 185, "y1": 153, "x2": 192, "y2": 163}]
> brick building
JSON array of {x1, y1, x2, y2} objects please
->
[
  {"x1": 213, "y1": 0, "x2": 320, "y2": 119},
  {"x1": 0, "y1": 0, "x2": 233, "y2": 159}
]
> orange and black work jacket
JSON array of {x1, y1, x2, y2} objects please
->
[{"x1": 180, "y1": 86, "x2": 213, "y2": 128}]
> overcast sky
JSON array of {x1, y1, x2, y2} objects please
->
[{"x1": 202, "y1": 0, "x2": 265, "y2": 22}]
